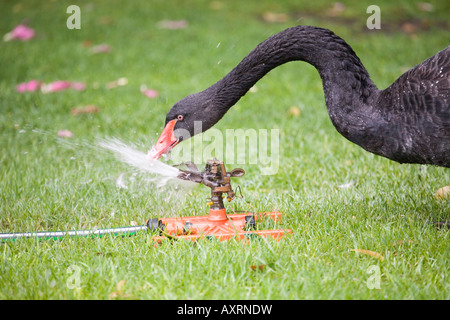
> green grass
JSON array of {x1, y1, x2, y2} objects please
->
[{"x1": 1, "y1": 0, "x2": 449, "y2": 300}]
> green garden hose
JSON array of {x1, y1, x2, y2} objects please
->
[{"x1": 0, "y1": 218, "x2": 163, "y2": 241}]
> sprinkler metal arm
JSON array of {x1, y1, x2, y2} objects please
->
[{"x1": 176, "y1": 158, "x2": 245, "y2": 209}]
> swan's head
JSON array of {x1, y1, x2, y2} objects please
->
[{"x1": 148, "y1": 92, "x2": 224, "y2": 160}]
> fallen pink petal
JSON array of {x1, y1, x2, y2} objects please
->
[
  {"x1": 4, "y1": 24, "x2": 35, "y2": 41},
  {"x1": 90, "y1": 43, "x2": 111, "y2": 54},
  {"x1": 16, "y1": 82, "x2": 27, "y2": 93},
  {"x1": 16, "y1": 80, "x2": 43, "y2": 93},
  {"x1": 42, "y1": 81, "x2": 71, "y2": 93},
  {"x1": 142, "y1": 88, "x2": 159, "y2": 99},
  {"x1": 57, "y1": 130, "x2": 73, "y2": 138},
  {"x1": 70, "y1": 82, "x2": 86, "y2": 91},
  {"x1": 41, "y1": 81, "x2": 86, "y2": 93},
  {"x1": 26, "y1": 80, "x2": 43, "y2": 91}
]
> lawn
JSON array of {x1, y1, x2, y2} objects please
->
[{"x1": 0, "y1": 0, "x2": 449, "y2": 300}]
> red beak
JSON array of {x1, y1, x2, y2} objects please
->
[{"x1": 148, "y1": 119, "x2": 179, "y2": 160}]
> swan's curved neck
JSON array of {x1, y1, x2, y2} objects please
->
[{"x1": 206, "y1": 26, "x2": 378, "y2": 114}]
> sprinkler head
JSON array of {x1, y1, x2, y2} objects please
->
[{"x1": 176, "y1": 158, "x2": 245, "y2": 209}]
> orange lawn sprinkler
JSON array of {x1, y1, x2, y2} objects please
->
[{"x1": 147, "y1": 158, "x2": 292, "y2": 243}]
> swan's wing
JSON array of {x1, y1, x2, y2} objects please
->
[
  {"x1": 389, "y1": 46, "x2": 449, "y2": 110},
  {"x1": 377, "y1": 47, "x2": 450, "y2": 166}
]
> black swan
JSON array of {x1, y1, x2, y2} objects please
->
[{"x1": 149, "y1": 26, "x2": 450, "y2": 167}]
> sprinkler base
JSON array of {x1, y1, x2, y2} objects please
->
[{"x1": 147, "y1": 209, "x2": 292, "y2": 244}]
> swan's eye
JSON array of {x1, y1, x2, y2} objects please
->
[{"x1": 177, "y1": 115, "x2": 184, "y2": 121}]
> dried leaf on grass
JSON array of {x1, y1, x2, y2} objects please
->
[
  {"x1": 435, "y1": 186, "x2": 450, "y2": 200},
  {"x1": 157, "y1": 20, "x2": 188, "y2": 30},
  {"x1": 109, "y1": 280, "x2": 131, "y2": 299},
  {"x1": 401, "y1": 22, "x2": 417, "y2": 35},
  {"x1": 106, "y1": 77, "x2": 128, "y2": 89},
  {"x1": 350, "y1": 249, "x2": 384, "y2": 261},
  {"x1": 250, "y1": 264, "x2": 266, "y2": 271},
  {"x1": 71, "y1": 105, "x2": 99, "y2": 116},
  {"x1": 262, "y1": 12, "x2": 289, "y2": 23},
  {"x1": 286, "y1": 106, "x2": 301, "y2": 117},
  {"x1": 325, "y1": 2, "x2": 345, "y2": 17}
]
